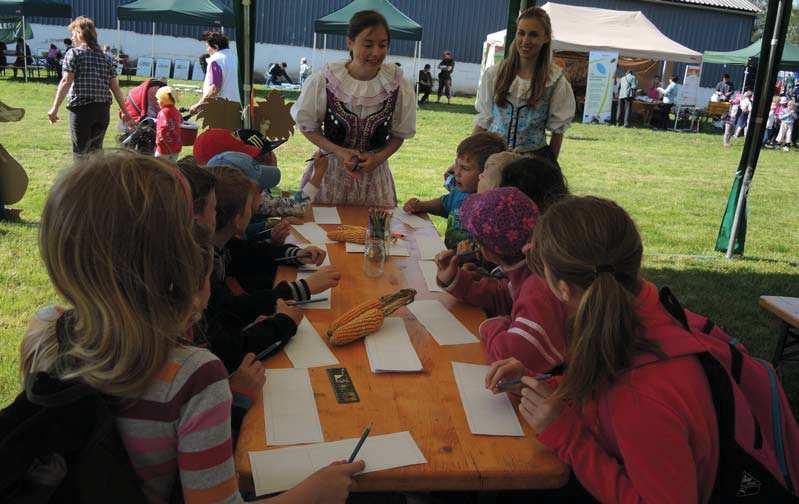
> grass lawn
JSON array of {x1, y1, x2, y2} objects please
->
[{"x1": 1, "y1": 76, "x2": 797, "y2": 414}]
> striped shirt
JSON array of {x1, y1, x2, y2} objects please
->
[
  {"x1": 115, "y1": 346, "x2": 242, "y2": 504},
  {"x1": 26, "y1": 308, "x2": 243, "y2": 503}
]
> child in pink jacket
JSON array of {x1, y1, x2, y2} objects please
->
[{"x1": 436, "y1": 187, "x2": 568, "y2": 373}]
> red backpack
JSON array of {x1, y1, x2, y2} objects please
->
[{"x1": 600, "y1": 287, "x2": 799, "y2": 501}]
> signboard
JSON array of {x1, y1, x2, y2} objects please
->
[
  {"x1": 583, "y1": 50, "x2": 618, "y2": 124},
  {"x1": 173, "y1": 59, "x2": 190, "y2": 80},
  {"x1": 678, "y1": 65, "x2": 702, "y2": 106},
  {"x1": 136, "y1": 56, "x2": 153, "y2": 77},
  {"x1": 0, "y1": 17, "x2": 32, "y2": 44},
  {"x1": 154, "y1": 58, "x2": 171, "y2": 79}
]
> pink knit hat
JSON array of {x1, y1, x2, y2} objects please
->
[{"x1": 460, "y1": 187, "x2": 539, "y2": 257}]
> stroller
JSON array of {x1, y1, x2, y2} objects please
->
[{"x1": 118, "y1": 79, "x2": 166, "y2": 155}]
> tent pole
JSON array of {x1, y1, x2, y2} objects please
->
[
  {"x1": 323, "y1": 34, "x2": 327, "y2": 65},
  {"x1": 22, "y1": 16, "x2": 28, "y2": 83},
  {"x1": 117, "y1": 19, "x2": 121, "y2": 58},
  {"x1": 725, "y1": 0, "x2": 790, "y2": 258},
  {"x1": 151, "y1": 21, "x2": 155, "y2": 76},
  {"x1": 243, "y1": 0, "x2": 252, "y2": 128},
  {"x1": 312, "y1": 32, "x2": 317, "y2": 72}
]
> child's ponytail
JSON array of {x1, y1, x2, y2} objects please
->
[{"x1": 529, "y1": 196, "x2": 659, "y2": 405}]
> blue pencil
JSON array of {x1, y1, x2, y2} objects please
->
[{"x1": 347, "y1": 423, "x2": 372, "y2": 463}]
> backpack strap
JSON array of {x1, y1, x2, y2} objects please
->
[{"x1": 659, "y1": 286, "x2": 690, "y2": 331}]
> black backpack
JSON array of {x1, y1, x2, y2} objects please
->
[{"x1": 0, "y1": 315, "x2": 146, "y2": 503}]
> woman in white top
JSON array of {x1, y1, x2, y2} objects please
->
[
  {"x1": 291, "y1": 10, "x2": 416, "y2": 207},
  {"x1": 190, "y1": 31, "x2": 240, "y2": 114},
  {"x1": 474, "y1": 6, "x2": 575, "y2": 161}
]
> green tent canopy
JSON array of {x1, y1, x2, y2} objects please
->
[
  {"x1": 117, "y1": 0, "x2": 235, "y2": 27},
  {"x1": 704, "y1": 39, "x2": 799, "y2": 70},
  {"x1": 0, "y1": 0, "x2": 70, "y2": 17},
  {"x1": 314, "y1": 0, "x2": 422, "y2": 41}
]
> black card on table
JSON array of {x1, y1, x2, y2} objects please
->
[{"x1": 326, "y1": 367, "x2": 360, "y2": 404}]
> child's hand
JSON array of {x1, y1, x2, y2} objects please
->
[
  {"x1": 270, "y1": 219, "x2": 291, "y2": 244},
  {"x1": 304, "y1": 265, "x2": 341, "y2": 294},
  {"x1": 293, "y1": 459, "x2": 365, "y2": 504},
  {"x1": 403, "y1": 198, "x2": 421, "y2": 214},
  {"x1": 276, "y1": 298, "x2": 303, "y2": 325},
  {"x1": 485, "y1": 357, "x2": 528, "y2": 395},
  {"x1": 519, "y1": 376, "x2": 563, "y2": 433},
  {"x1": 229, "y1": 353, "x2": 266, "y2": 393},
  {"x1": 301, "y1": 246, "x2": 327, "y2": 266},
  {"x1": 310, "y1": 151, "x2": 329, "y2": 187},
  {"x1": 434, "y1": 249, "x2": 459, "y2": 286},
  {"x1": 356, "y1": 151, "x2": 381, "y2": 173}
]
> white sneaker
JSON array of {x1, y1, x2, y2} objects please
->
[{"x1": 783, "y1": 146, "x2": 790, "y2": 152}]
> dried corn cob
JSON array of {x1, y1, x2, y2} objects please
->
[
  {"x1": 326, "y1": 225, "x2": 367, "y2": 244},
  {"x1": 327, "y1": 288, "x2": 416, "y2": 345}
]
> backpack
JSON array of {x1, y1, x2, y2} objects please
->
[
  {"x1": 600, "y1": 287, "x2": 799, "y2": 502},
  {"x1": 0, "y1": 315, "x2": 146, "y2": 504}
]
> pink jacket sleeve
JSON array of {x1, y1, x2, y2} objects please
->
[
  {"x1": 538, "y1": 389, "x2": 703, "y2": 503},
  {"x1": 445, "y1": 267, "x2": 514, "y2": 317},
  {"x1": 478, "y1": 275, "x2": 567, "y2": 373}
]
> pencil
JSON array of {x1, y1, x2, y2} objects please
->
[
  {"x1": 256, "y1": 340, "x2": 283, "y2": 360},
  {"x1": 287, "y1": 297, "x2": 329, "y2": 306},
  {"x1": 348, "y1": 423, "x2": 372, "y2": 463},
  {"x1": 496, "y1": 374, "x2": 552, "y2": 391},
  {"x1": 305, "y1": 152, "x2": 331, "y2": 162}
]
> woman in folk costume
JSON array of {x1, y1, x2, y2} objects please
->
[
  {"x1": 291, "y1": 10, "x2": 416, "y2": 207},
  {"x1": 474, "y1": 6, "x2": 575, "y2": 161}
]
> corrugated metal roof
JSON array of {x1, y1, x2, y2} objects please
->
[{"x1": 656, "y1": 0, "x2": 760, "y2": 13}]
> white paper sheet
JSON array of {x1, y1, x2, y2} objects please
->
[
  {"x1": 297, "y1": 245, "x2": 332, "y2": 272},
  {"x1": 250, "y1": 431, "x2": 427, "y2": 496},
  {"x1": 264, "y1": 368, "x2": 324, "y2": 446},
  {"x1": 416, "y1": 235, "x2": 447, "y2": 260},
  {"x1": 418, "y1": 261, "x2": 444, "y2": 292},
  {"x1": 407, "y1": 300, "x2": 479, "y2": 346},
  {"x1": 283, "y1": 318, "x2": 338, "y2": 368},
  {"x1": 451, "y1": 362, "x2": 524, "y2": 437},
  {"x1": 296, "y1": 271, "x2": 332, "y2": 309},
  {"x1": 394, "y1": 207, "x2": 429, "y2": 229},
  {"x1": 292, "y1": 222, "x2": 333, "y2": 244},
  {"x1": 312, "y1": 207, "x2": 342, "y2": 224},
  {"x1": 364, "y1": 318, "x2": 423, "y2": 373},
  {"x1": 345, "y1": 241, "x2": 410, "y2": 257}
]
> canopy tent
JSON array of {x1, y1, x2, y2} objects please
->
[
  {"x1": 0, "y1": 0, "x2": 71, "y2": 81},
  {"x1": 312, "y1": 0, "x2": 423, "y2": 92},
  {"x1": 117, "y1": 0, "x2": 235, "y2": 73},
  {"x1": 704, "y1": 39, "x2": 799, "y2": 70},
  {"x1": 482, "y1": 2, "x2": 702, "y2": 72}
]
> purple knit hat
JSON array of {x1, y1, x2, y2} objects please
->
[{"x1": 460, "y1": 187, "x2": 539, "y2": 257}]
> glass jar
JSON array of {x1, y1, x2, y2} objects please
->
[{"x1": 363, "y1": 234, "x2": 387, "y2": 277}]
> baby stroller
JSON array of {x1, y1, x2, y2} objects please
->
[{"x1": 118, "y1": 79, "x2": 166, "y2": 155}]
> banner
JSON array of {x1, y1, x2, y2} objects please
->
[
  {"x1": 173, "y1": 59, "x2": 190, "y2": 80},
  {"x1": 679, "y1": 65, "x2": 702, "y2": 106},
  {"x1": 583, "y1": 50, "x2": 618, "y2": 124},
  {"x1": 0, "y1": 17, "x2": 33, "y2": 44},
  {"x1": 136, "y1": 57, "x2": 153, "y2": 77},
  {"x1": 154, "y1": 58, "x2": 171, "y2": 79}
]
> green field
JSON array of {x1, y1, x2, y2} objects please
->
[{"x1": 1, "y1": 76, "x2": 797, "y2": 412}]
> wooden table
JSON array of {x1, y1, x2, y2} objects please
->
[
  {"x1": 759, "y1": 296, "x2": 799, "y2": 370},
  {"x1": 235, "y1": 206, "x2": 568, "y2": 493}
]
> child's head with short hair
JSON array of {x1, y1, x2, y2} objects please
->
[
  {"x1": 460, "y1": 187, "x2": 539, "y2": 265},
  {"x1": 478, "y1": 151, "x2": 523, "y2": 193},
  {"x1": 452, "y1": 132, "x2": 507, "y2": 193},
  {"x1": 499, "y1": 156, "x2": 569, "y2": 213},
  {"x1": 155, "y1": 85, "x2": 176, "y2": 107},
  {"x1": 28, "y1": 151, "x2": 206, "y2": 396},
  {"x1": 207, "y1": 165, "x2": 259, "y2": 237},
  {"x1": 178, "y1": 157, "x2": 217, "y2": 232}
]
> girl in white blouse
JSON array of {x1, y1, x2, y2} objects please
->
[
  {"x1": 474, "y1": 7, "x2": 575, "y2": 161},
  {"x1": 290, "y1": 10, "x2": 416, "y2": 207}
]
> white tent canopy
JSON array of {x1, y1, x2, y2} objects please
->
[{"x1": 485, "y1": 2, "x2": 702, "y2": 65}]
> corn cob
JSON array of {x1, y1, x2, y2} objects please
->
[
  {"x1": 327, "y1": 288, "x2": 417, "y2": 345},
  {"x1": 326, "y1": 225, "x2": 367, "y2": 244}
]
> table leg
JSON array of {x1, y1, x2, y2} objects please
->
[{"x1": 772, "y1": 322, "x2": 799, "y2": 372}]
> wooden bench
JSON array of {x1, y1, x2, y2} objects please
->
[{"x1": 759, "y1": 296, "x2": 799, "y2": 371}]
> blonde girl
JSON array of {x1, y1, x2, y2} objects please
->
[
  {"x1": 22, "y1": 151, "x2": 362, "y2": 504},
  {"x1": 486, "y1": 196, "x2": 720, "y2": 502},
  {"x1": 474, "y1": 6, "x2": 575, "y2": 160}
]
